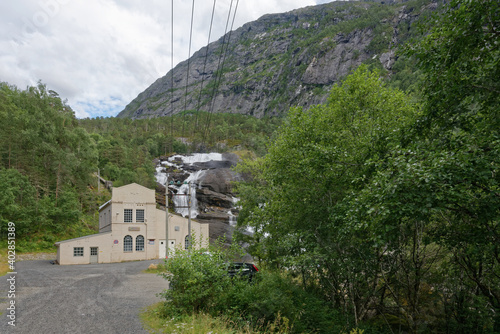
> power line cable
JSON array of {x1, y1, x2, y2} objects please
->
[
  {"x1": 182, "y1": 0, "x2": 196, "y2": 139},
  {"x1": 169, "y1": 0, "x2": 174, "y2": 154},
  {"x1": 202, "y1": 0, "x2": 234, "y2": 143},
  {"x1": 192, "y1": 0, "x2": 217, "y2": 139},
  {"x1": 202, "y1": 0, "x2": 240, "y2": 144}
]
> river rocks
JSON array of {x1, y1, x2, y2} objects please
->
[
  {"x1": 155, "y1": 153, "x2": 244, "y2": 243},
  {"x1": 196, "y1": 187, "x2": 234, "y2": 209},
  {"x1": 198, "y1": 168, "x2": 242, "y2": 195}
]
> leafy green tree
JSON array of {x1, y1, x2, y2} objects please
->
[
  {"x1": 0, "y1": 84, "x2": 24, "y2": 169},
  {"x1": 398, "y1": 0, "x2": 499, "y2": 329},
  {"x1": 0, "y1": 169, "x2": 37, "y2": 235},
  {"x1": 335, "y1": 0, "x2": 500, "y2": 330},
  {"x1": 406, "y1": 0, "x2": 499, "y2": 134},
  {"x1": 236, "y1": 65, "x2": 420, "y2": 327},
  {"x1": 0, "y1": 82, "x2": 98, "y2": 240}
]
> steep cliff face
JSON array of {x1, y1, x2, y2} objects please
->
[{"x1": 118, "y1": 0, "x2": 435, "y2": 119}]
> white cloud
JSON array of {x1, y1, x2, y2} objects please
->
[{"x1": 0, "y1": 0, "x2": 321, "y2": 118}]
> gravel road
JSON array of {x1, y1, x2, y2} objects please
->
[{"x1": 0, "y1": 259, "x2": 167, "y2": 334}]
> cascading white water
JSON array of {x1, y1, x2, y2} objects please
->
[
  {"x1": 155, "y1": 165, "x2": 167, "y2": 186},
  {"x1": 155, "y1": 153, "x2": 255, "y2": 238},
  {"x1": 172, "y1": 170, "x2": 205, "y2": 218},
  {"x1": 228, "y1": 210, "x2": 237, "y2": 227},
  {"x1": 170, "y1": 153, "x2": 223, "y2": 164},
  {"x1": 156, "y1": 153, "x2": 225, "y2": 218}
]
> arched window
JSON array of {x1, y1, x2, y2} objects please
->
[
  {"x1": 124, "y1": 235, "x2": 133, "y2": 252},
  {"x1": 136, "y1": 235, "x2": 145, "y2": 251},
  {"x1": 185, "y1": 235, "x2": 190, "y2": 250}
]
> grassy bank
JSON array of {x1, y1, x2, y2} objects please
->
[
  {"x1": 0, "y1": 248, "x2": 9, "y2": 276},
  {"x1": 141, "y1": 303, "x2": 258, "y2": 334}
]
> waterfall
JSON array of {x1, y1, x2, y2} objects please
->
[
  {"x1": 172, "y1": 170, "x2": 205, "y2": 218},
  {"x1": 155, "y1": 165, "x2": 167, "y2": 186},
  {"x1": 156, "y1": 153, "x2": 225, "y2": 218},
  {"x1": 170, "y1": 153, "x2": 223, "y2": 164},
  {"x1": 228, "y1": 210, "x2": 237, "y2": 227}
]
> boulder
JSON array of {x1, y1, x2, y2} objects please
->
[
  {"x1": 198, "y1": 168, "x2": 243, "y2": 195},
  {"x1": 196, "y1": 188, "x2": 234, "y2": 209}
]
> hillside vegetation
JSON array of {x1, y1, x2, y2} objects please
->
[
  {"x1": 233, "y1": 0, "x2": 499, "y2": 332},
  {"x1": 0, "y1": 83, "x2": 108, "y2": 250},
  {"x1": 0, "y1": 0, "x2": 498, "y2": 332},
  {"x1": 0, "y1": 84, "x2": 280, "y2": 250}
]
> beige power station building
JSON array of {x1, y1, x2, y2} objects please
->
[{"x1": 55, "y1": 183, "x2": 209, "y2": 265}]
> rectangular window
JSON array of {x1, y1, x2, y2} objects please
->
[
  {"x1": 136, "y1": 209, "x2": 145, "y2": 223},
  {"x1": 124, "y1": 209, "x2": 133, "y2": 223},
  {"x1": 73, "y1": 247, "x2": 84, "y2": 257}
]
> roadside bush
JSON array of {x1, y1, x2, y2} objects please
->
[
  {"x1": 217, "y1": 270, "x2": 345, "y2": 333},
  {"x1": 160, "y1": 238, "x2": 243, "y2": 315},
  {"x1": 160, "y1": 240, "x2": 346, "y2": 333}
]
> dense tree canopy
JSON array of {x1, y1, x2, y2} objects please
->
[
  {"x1": 0, "y1": 82, "x2": 99, "y2": 239},
  {"x1": 0, "y1": 81, "x2": 281, "y2": 245},
  {"x1": 237, "y1": 65, "x2": 422, "y2": 330},
  {"x1": 0, "y1": 0, "x2": 497, "y2": 331},
  {"x1": 235, "y1": 1, "x2": 499, "y2": 332}
]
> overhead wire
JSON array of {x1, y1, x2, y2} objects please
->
[
  {"x1": 202, "y1": 0, "x2": 234, "y2": 143},
  {"x1": 191, "y1": 0, "x2": 218, "y2": 140},
  {"x1": 182, "y1": 0, "x2": 196, "y2": 138},
  {"x1": 202, "y1": 0, "x2": 240, "y2": 144},
  {"x1": 169, "y1": 0, "x2": 174, "y2": 154},
  {"x1": 165, "y1": 0, "x2": 240, "y2": 149}
]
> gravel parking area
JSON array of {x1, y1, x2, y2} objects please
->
[{"x1": 0, "y1": 259, "x2": 167, "y2": 334}]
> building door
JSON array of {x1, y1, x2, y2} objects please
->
[
  {"x1": 159, "y1": 240, "x2": 176, "y2": 259},
  {"x1": 169, "y1": 240, "x2": 176, "y2": 257},
  {"x1": 159, "y1": 240, "x2": 166, "y2": 259},
  {"x1": 90, "y1": 247, "x2": 98, "y2": 264}
]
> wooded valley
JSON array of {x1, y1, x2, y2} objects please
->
[{"x1": 0, "y1": 0, "x2": 498, "y2": 332}]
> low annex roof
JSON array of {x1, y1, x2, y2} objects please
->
[
  {"x1": 99, "y1": 200, "x2": 111, "y2": 211},
  {"x1": 54, "y1": 232, "x2": 112, "y2": 246}
]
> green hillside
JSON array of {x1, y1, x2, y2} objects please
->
[{"x1": 0, "y1": 0, "x2": 498, "y2": 332}]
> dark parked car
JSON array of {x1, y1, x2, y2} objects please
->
[{"x1": 227, "y1": 262, "x2": 259, "y2": 281}]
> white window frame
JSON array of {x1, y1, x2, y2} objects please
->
[
  {"x1": 73, "y1": 247, "x2": 84, "y2": 257},
  {"x1": 124, "y1": 235, "x2": 133, "y2": 252},
  {"x1": 136, "y1": 235, "x2": 145, "y2": 251},
  {"x1": 136, "y1": 209, "x2": 145, "y2": 223},
  {"x1": 124, "y1": 209, "x2": 133, "y2": 223}
]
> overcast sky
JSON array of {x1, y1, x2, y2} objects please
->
[{"x1": 0, "y1": 0, "x2": 334, "y2": 118}]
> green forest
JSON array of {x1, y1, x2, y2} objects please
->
[
  {"x1": 0, "y1": 83, "x2": 280, "y2": 250},
  {"x1": 233, "y1": 1, "x2": 499, "y2": 332},
  {"x1": 1, "y1": 0, "x2": 499, "y2": 332}
]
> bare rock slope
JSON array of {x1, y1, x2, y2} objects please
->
[{"x1": 118, "y1": 0, "x2": 433, "y2": 119}]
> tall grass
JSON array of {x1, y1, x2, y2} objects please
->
[{"x1": 141, "y1": 303, "x2": 259, "y2": 334}]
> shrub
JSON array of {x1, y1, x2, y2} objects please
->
[
  {"x1": 218, "y1": 270, "x2": 345, "y2": 333},
  {"x1": 159, "y1": 239, "x2": 346, "y2": 333},
  {"x1": 160, "y1": 238, "x2": 243, "y2": 315}
]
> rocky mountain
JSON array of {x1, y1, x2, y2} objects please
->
[{"x1": 118, "y1": 0, "x2": 437, "y2": 120}]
